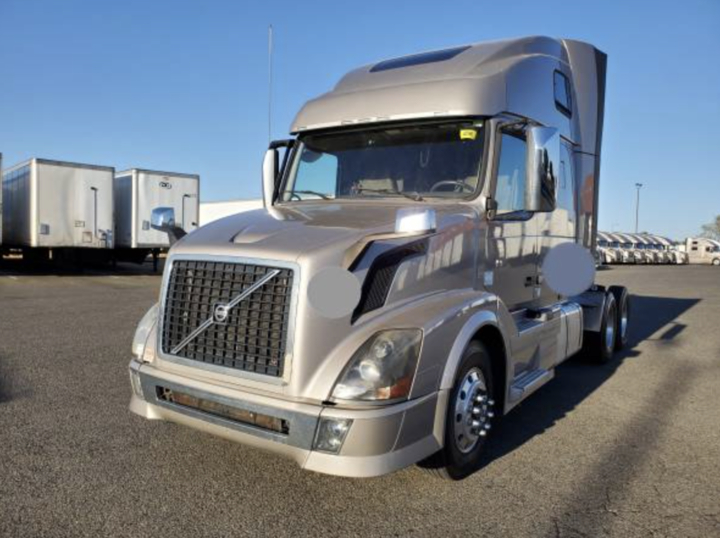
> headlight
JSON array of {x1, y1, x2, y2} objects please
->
[
  {"x1": 132, "y1": 303, "x2": 159, "y2": 362},
  {"x1": 331, "y1": 329, "x2": 422, "y2": 402}
]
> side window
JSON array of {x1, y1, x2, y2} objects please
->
[
  {"x1": 494, "y1": 133, "x2": 527, "y2": 213},
  {"x1": 554, "y1": 71, "x2": 572, "y2": 116},
  {"x1": 286, "y1": 149, "x2": 338, "y2": 200}
]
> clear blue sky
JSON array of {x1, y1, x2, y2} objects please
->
[{"x1": 1, "y1": 0, "x2": 718, "y2": 240}]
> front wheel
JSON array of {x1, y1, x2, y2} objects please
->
[
  {"x1": 418, "y1": 341, "x2": 495, "y2": 480},
  {"x1": 712, "y1": 258, "x2": 720, "y2": 266}
]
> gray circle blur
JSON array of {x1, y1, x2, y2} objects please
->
[
  {"x1": 542, "y1": 243, "x2": 596, "y2": 297},
  {"x1": 307, "y1": 267, "x2": 361, "y2": 318}
]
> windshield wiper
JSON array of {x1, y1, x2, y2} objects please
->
[
  {"x1": 355, "y1": 187, "x2": 424, "y2": 202},
  {"x1": 289, "y1": 190, "x2": 331, "y2": 200}
]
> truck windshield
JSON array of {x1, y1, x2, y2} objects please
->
[{"x1": 280, "y1": 121, "x2": 486, "y2": 202}]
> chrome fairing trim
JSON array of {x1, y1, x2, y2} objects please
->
[
  {"x1": 138, "y1": 370, "x2": 318, "y2": 449},
  {"x1": 156, "y1": 253, "x2": 301, "y2": 386}
]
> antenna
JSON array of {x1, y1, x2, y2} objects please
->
[{"x1": 268, "y1": 24, "x2": 273, "y2": 144}]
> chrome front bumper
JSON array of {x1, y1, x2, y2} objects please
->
[{"x1": 128, "y1": 360, "x2": 443, "y2": 477}]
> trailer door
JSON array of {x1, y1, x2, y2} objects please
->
[{"x1": 36, "y1": 162, "x2": 112, "y2": 248}]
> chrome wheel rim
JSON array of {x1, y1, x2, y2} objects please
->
[
  {"x1": 605, "y1": 305, "x2": 616, "y2": 352},
  {"x1": 620, "y1": 299, "x2": 628, "y2": 341},
  {"x1": 453, "y1": 367, "x2": 492, "y2": 454}
]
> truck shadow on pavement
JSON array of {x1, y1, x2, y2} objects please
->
[{"x1": 482, "y1": 294, "x2": 700, "y2": 468}]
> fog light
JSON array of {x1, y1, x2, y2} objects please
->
[
  {"x1": 129, "y1": 368, "x2": 144, "y2": 399},
  {"x1": 313, "y1": 418, "x2": 352, "y2": 454}
]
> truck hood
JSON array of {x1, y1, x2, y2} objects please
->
[
  {"x1": 170, "y1": 201, "x2": 472, "y2": 263},
  {"x1": 156, "y1": 200, "x2": 480, "y2": 401}
]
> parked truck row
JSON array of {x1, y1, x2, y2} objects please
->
[
  {"x1": 0, "y1": 158, "x2": 199, "y2": 265},
  {"x1": 597, "y1": 231, "x2": 686, "y2": 264},
  {"x1": 597, "y1": 231, "x2": 720, "y2": 265}
]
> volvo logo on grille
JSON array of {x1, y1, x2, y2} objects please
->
[{"x1": 213, "y1": 304, "x2": 230, "y2": 323}]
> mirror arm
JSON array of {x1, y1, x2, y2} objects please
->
[
  {"x1": 166, "y1": 226, "x2": 187, "y2": 246},
  {"x1": 269, "y1": 139, "x2": 294, "y2": 150},
  {"x1": 485, "y1": 197, "x2": 498, "y2": 220}
]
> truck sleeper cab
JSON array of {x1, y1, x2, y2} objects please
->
[
  {"x1": 129, "y1": 36, "x2": 630, "y2": 480},
  {"x1": 686, "y1": 237, "x2": 720, "y2": 265}
]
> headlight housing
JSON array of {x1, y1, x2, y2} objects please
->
[
  {"x1": 132, "y1": 303, "x2": 159, "y2": 362},
  {"x1": 331, "y1": 329, "x2": 422, "y2": 402}
]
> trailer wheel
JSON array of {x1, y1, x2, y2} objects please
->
[
  {"x1": 417, "y1": 341, "x2": 494, "y2": 480},
  {"x1": 584, "y1": 292, "x2": 617, "y2": 364},
  {"x1": 608, "y1": 286, "x2": 630, "y2": 350}
]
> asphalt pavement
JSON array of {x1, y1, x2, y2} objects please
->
[{"x1": 1, "y1": 262, "x2": 719, "y2": 537}]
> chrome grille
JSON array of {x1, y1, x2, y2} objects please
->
[{"x1": 161, "y1": 259, "x2": 294, "y2": 377}]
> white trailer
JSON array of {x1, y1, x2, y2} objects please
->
[
  {"x1": 2, "y1": 158, "x2": 114, "y2": 251},
  {"x1": 114, "y1": 169, "x2": 199, "y2": 250}
]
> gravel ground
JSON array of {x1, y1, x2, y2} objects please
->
[{"x1": 1, "y1": 262, "x2": 719, "y2": 537}]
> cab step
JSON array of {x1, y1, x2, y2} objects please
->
[{"x1": 509, "y1": 368, "x2": 554, "y2": 403}]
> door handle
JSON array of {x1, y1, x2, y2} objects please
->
[{"x1": 524, "y1": 276, "x2": 534, "y2": 287}]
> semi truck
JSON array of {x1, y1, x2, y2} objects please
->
[
  {"x1": 596, "y1": 232, "x2": 617, "y2": 264},
  {"x1": 597, "y1": 231, "x2": 633, "y2": 264},
  {"x1": 2, "y1": 158, "x2": 114, "y2": 260},
  {"x1": 685, "y1": 237, "x2": 720, "y2": 265},
  {"x1": 128, "y1": 36, "x2": 631, "y2": 479},
  {"x1": 113, "y1": 168, "x2": 199, "y2": 265}
]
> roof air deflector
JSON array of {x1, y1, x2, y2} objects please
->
[{"x1": 370, "y1": 45, "x2": 471, "y2": 73}]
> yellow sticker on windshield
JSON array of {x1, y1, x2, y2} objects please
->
[{"x1": 460, "y1": 129, "x2": 477, "y2": 140}]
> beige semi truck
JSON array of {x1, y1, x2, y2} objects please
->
[
  {"x1": 685, "y1": 237, "x2": 720, "y2": 265},
  {"x1": 128, "y1": 36, "x2": 630, "y2": 479}
]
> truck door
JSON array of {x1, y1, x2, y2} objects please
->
[
  {"x1": 486, "y1": 130, "x2": 537, "y2": 311},
  {"x1": 535, "y1": 141, "x2": 577, "y2": 307}
]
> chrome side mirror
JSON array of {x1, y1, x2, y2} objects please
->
[
  {"x1": 151, "y1": 207, "x2": 186, "y2": 245},
  {"x1": 151, "y1": 207, "x2": 176, "y2": 231},
  {"x1": 262, "y1": 149, "x2": 278, "y2": 208},
  {"x1": 525, "y1": 126, "x2": 559, "y2": 212},
  {"x1": 262, "y1": 139, "x2": 296, "y2": 208}
]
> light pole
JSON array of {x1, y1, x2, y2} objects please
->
[{"x1": 634, "y1": 183, "x2": 643, "y2": 233}]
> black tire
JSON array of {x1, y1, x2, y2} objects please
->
[
  {"x1": 418, "y1": 341, "x2": 494, "y2": 480},
  {"x1": 583, "y1": 292, "x2": 617, "y2": 364},
  {"x1": 608, "y1": 285, "x2": 630, "y2": 350},
  {"x1": 712, "y1": 258, "x2": 720, "y2": 266}
]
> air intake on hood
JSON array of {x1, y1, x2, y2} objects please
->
[{"x1": 352, "y1": 239, "x2": 428, "y2": 322}]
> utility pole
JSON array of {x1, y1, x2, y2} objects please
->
[
  {"x1": 634, "y1": 183, "x2": 643, "y2": 233},
  {"x1": 268, "y1": 25, "x2": 273, "y2": 145}
]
